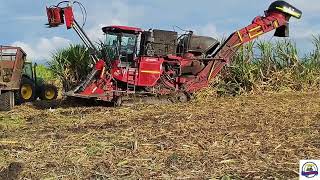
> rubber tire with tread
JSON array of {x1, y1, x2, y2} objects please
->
[
  {"x1": 16, "y1": 77, "x2": 36, "y2": 104},
  {"x1": 176, "y1": 92, "x2": 189, "y2": 103},
  {"x1": 0, "y1": 91, "x2": 15, "y2": 111},
  {"x1": 39, "y1": 84, "x2": 58, "y2": 101},
  {"x1": 113, "y1": 96, "x2": 123, "y2": 107}
]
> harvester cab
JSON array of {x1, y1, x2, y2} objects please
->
[
  {"x1": 45, "y1": 1, "x2": 302, "y2": 106},
  {"x1": 102, "y1": 26, "x2": 142, "y2": 67}
]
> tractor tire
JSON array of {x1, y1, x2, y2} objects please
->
[
  {"x1": 39, "y1": 84, "x2": 58, "y2": 101},
  {"x1": 16, "y1": 77, "x2": 36, "y2": 104},
  {"x1": 0, "y1": 91, "x2": 15, "y2": 111}
]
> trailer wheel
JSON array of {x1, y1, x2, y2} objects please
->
[
  {"x1": 0, "y1": 91, "x2": 15, "y2": 111},
  {"x1": 16, "y1": 77, "x2": 36, "y2": 104},
  {"x1": 39, "y1": 84, "x2": 58, "y2": 101}
]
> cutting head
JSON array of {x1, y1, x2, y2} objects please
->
[
  {"x1": 267, "y1": 1, "x2": 302, "y2": 37},
  {"x1": 268, "y1": 1, "x2": 302, "y2": 19}
]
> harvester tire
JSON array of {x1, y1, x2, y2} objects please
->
[
  {"x1": 16, "y1": 77, "x2": 36, "y2": 104},
  {"x1": 39, "y1": 84, "x2": 58, "y2": 101},
  {"x1": 176, "y1": 92, "x2": 189, "y2": 103},
  {"x1": 0, "y1": 91, "x2": 15, "y2": 111},
  {"x1": 113, "y1": 96, "x2": 122, "y2": 107}
]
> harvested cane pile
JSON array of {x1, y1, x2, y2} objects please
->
[{"x1": 0, "y1": 92, "x2": 319, "y2": 179}]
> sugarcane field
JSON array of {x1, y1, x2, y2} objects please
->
[{"x1": 1, "y1": 0, "x2": 320, "y2": 179}]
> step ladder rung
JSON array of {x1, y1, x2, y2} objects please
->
[{"x1": 126, "y1": 68, "x2": 137, "y2": 93}]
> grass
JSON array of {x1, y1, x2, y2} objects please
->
[
  {"x1": 48, "y1": 43, "x2": 114, "y2": 92},
  {"x1": 0, "y1": 92, "x2": 319, "y2": 179},
  {"x1": 0, "y1": 115, "x2": 25, "y2": 130},
  {"x1": 216, "y1": 35, "x2": 320, "y2": 95},
  {"x1": 35, "y1": 64, "x2": 55, "y2": 83},
  {"x1": 48, "y1": 44, "x2": 91, "y2": 91}
]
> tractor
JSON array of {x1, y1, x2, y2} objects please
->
[
  {"x1": 0, "y1": 46, "x2": 58, "y2": 111},
  {"x1": 45, "y1": 1, "x2": 302, "y2": 106}
]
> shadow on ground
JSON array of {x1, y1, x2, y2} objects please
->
[
  {"x1": 0, "y1": 162, "x2": 23, "y2": 180},
  {"x1": 30, "y1": 97, "x2": 115, "y2": 110}
]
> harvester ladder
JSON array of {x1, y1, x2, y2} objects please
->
[{"x1": 127, "y1": 68, "x2": 137, "y2": 93}]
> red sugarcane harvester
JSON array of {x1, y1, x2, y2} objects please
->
[{"x1": 46, "y1": 1, "x2": 302, "y2": 105}]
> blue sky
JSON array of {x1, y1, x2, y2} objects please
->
[{"x1": 1, "y1": 0, "x2": 319, "y2": 63}]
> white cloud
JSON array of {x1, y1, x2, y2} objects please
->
[
  {"x1": 189, "y1": 23, "x2": 220, "y2": 39},
  {"x1": 80, "y1": 0, "x2": 144, "y2": 41},
  {"x1": 196, "y1": 23, "x2": 220, "y2": 38},
  {"x1": 87, "y1": 20, "x2": 124, "y2": 42},
  {"x1": 11, "y1": 37, "x2": 71, "y2": 63},
  {"x1": 292, "y1": 25, "x2": 320, "y2": 40}
]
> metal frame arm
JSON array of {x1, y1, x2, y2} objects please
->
[
  {"x1": 72, "y1": 20, "x2": 99, "y2": 63},
  {"x1": 184, "y1": 11, "x2": 289, "y2": 92}
]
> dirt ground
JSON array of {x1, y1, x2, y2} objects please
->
[{"x1": 0, "y1": 92, "x2": 319, "y2": 179}]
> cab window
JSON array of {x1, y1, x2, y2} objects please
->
[
  {"x1": 0, "y1": 49, "x2": 17, "y2": 61},
  {"x1": 23, "y1": 63, "x2": 33, "y2": 79},
  {"x1": 105, "y1": 33, "x2": 120, "y2": 60},
  {"x1": 105, "y1": 32, "x2": 137, "y2": 61},
  {"x1": 121, "y1": 34, "x2": 136, "y2": 55}
]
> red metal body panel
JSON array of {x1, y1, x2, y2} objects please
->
[
  {"x1": 102, "y1": 26, "x2": 142, "y2": 33},
  {"x1": 81, "y1": 83, "x2": 104, "y2": 95},
  {"x1": 111, "y1": 57, "x2": 163, "y2": 87},
  {"x1": 138, "y1": 57, "x2": 163, "y2": 87},
  {"x1": 111, "y1": 60, "x2": 134, "y2": 84},
  {"x1": 46, "y1": 7, "x2": 63, "y2": 27},
  {"x1": 64, "y1": 7, "x2": 75, "y2": 29},
  {"x1": 80, "y1": 75, "x2": 114, "y2": 101},
  {"x1": 46, "y1": 6, "x2": 74, "y2": 29}
]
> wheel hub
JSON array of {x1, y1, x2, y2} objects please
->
[
  {"x1": 45, "y1": 89, "x2": 55, "y2": 100},
  {"x1": 21, "y1": 84, "x2": 33, "y2": 100}
]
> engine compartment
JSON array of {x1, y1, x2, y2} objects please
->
[{"x1": 140, "y1": 29, "x2": 220, "y2": 58}]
